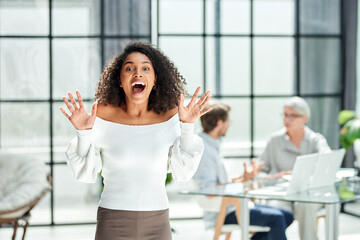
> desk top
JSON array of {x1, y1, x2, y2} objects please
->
[{"x1": 181, "y1": 177, "x2": 360, "y2": 204}]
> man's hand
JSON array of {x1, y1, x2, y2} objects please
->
[{"x1": 232, "y1": 159, "x2": 264, "y2": 183}]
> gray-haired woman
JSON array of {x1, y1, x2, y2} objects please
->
[{"x1": 259, "y1": 96, "x2": 331, "y2": 240}]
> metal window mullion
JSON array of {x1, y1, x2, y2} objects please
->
[
  {"x1": 202, "y1": 0, "x2": 206, "y2": 90},
  {"x1": 0, "y1": 93, "x2": 341, "y2": 103},
  {"x1": 340, "y1": 0, "x2": 345, "y2": 110},
  {"x1": 156, "y1": 33, "x2": 342, "y2": 38},
  {"x1": 295, "y1": 0, "x2": 300, "y2": 96},
  {"x1": 150, "y1": 0, "x2": 153, "y2": 43},
  {"x1": 129, "y1": 0, "x2": 133, "y2": 35},
  {"x1": 101, "y1": 0, "x2": 105, "y2": 72},
  {"x1": 156, "y1": 0, "x2": 160, "y2": 46},
  {"x1": 250, "y1": 0, "x2": 254, "y2": 159},
  {"x1": 48, "y1": 0, "x2": 55, "y2": 226},
  {"x1": 0, "y1": 34, "x2": 342, "y2": 39},
  {"x1": 215, "y1": 0, "x2": 221, "y2": 94}
]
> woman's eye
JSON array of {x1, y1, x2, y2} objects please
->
[
  {"x1": 125, "y1": 67, "x2": 134, "y2": 71},
  {"x1": 143, "y1": 67, "x2": 150, "y2": 71}
]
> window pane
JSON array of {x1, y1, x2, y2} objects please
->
[
  {"x1": 206, "y1": 37, "x2": 250, "y2": 95},
  {"x1": 54, "y1": 165, "x2": 99, "y2": 223},
  {"x1": 304, "y1": 97, "x2": 340, "y2": 149},
  {"x1": 159, "y1": 0, "x2": 202, "y2": 34},
  {"x1": 1, "y1": 103, "x2": 50, "y2": 147},
  {"x1": 105, "y1": 0, "x2": 150, "y2": 36},
  {"x1": 159, "y1": 37, "x2": 203, "y2": 94},
  {"x1": 300, "y1": 0, "x2": 341, "y2": 34},
  {"x1": 300, "y1": 38, "x2": 341, "y2": 94},
  {"x1": 104, "y1": 38, "x2": 150, "y2": 64},
  {"x1": 206, "y1": 0, "x2": 250, "y2": 34},
  {"x1": 0, "y1": 0, "x2": 49, "y2": 35},
  {"x1": 254, "y1": 98, "x2": 286, "y2": 156},
  {"x1": 254, "y1": 0, "x2": 295, "y2": 35},
  {"x1": 53, "y1": 102, "x2": 93, "y2": 163},
  {"x1": 0, "y1": 39, "x2": 49, "y2": 100},
  {"x1": 254, "y1": 38, "x2": 294, "y2": 95},
  {"x1": 52, "y1": 39, "x2": 101, "y2": 99},
  {"x1": 224, "y1": 158, "x2": 249, "y2": 178},
  {"x1": 221, "y1": 98, "x2": 250, "y2": 157},
  {"x1": 53, "y1": 0, "x2": 100, "y2": 36}
]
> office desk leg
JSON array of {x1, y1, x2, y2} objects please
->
[
  {"x1": 326, "y1": 203, "x2": 339, "y2": 240},
  {"x1": 241, "y1": 198, "x2": 249, "y2": 240}
]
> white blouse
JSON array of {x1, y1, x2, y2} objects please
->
[{"x1": 66, "y1": 113, "x2": 204, "y2": 211}]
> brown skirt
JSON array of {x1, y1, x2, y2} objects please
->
[{"x1": 95, "y1": 207, "x2": 172, "y2": 240}]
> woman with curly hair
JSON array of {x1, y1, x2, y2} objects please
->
[{"x1": 60, "y1": 42, "x2": 211, "y2": 240}]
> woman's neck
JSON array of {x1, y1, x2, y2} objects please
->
[
  {"x1": 286, "y1": 127, "x2": 305, "y2": 148},
  {"x1": 123, "y1": 101, "x2": 149, "y2": 117}
]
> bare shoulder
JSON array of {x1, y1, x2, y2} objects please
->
[
  {"x1": 147, "y1": 108, "x2": 178, "y2": 124},
  {"x1": 96, "y1": 103, "x2": 119, "y2": 119},
  {"x1": 166, "y1": 107, "x2": 178, "y2": 119}
]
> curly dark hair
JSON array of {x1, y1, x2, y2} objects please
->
[{"x1": 95, "y1": 42, "x2": 187, "y2": 114}]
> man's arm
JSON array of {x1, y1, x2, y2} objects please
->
[{"x1": 232, "y1": 158, "x2": 264, "y2": 183}]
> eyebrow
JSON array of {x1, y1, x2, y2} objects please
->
[{"x1": 124, "y1": 61, "x2": 151, "y2": 65}]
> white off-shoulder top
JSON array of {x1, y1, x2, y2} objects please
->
[{"x1": 65, "y1": 113, "x2": 204, "y2": 211}]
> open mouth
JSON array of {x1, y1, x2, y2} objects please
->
[{"x1": 131, "y1": 82, "x2": 146, "y2": 95}]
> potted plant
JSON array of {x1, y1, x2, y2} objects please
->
[
  {"x1": 337, "y1": 110, "x2": 360, "y2": 199},
  {"x1": 338, "y1": 110, "x2": 360, "y2": 151}
]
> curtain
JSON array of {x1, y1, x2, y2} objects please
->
[
  {"x1": 342, "y1": 0, "x2": 358, "y2": 168},
  {"x1": 103, "y1": 0, "x2": 151, "y2": 62},
  {"x1": 300, "y1": 0, "x2": 357, "y2": 168}
]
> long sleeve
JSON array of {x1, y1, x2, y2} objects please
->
[
  {"x1": 314, "y1": 133, "x2": 331, "y2": 153},
  {"x1": 168, "y1": 122, "x2": 204, "y2": 181},
  {"x1": 66, "y1": 129, "x2": 102, "y2": 183}
]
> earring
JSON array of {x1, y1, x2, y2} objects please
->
[{"x1": 153, "y1": 85, "x2": 157, "y2": 89}]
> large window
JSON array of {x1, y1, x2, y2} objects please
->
[
  {"x1": 157, "y1": 0, "x2": 342, "y2": 157},
  {"x1": 0, "y1": 0, "x2": 151, "y2": 225},
  {"x1": 157, "y1": 0, "x2": 343, "y2": 219},
  {"x1": 0, "y1": 0, "x2": 343, "y2": 224}
]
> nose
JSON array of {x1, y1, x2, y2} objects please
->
[
  {"x1": 134, "y1": 69, "x2": 143, "y2": 78},
  {"x1": 284, "y1": 117, "x2": 290, "y2": 125}
]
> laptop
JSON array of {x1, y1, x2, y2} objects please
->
[
  {"x1": 248, "y1": 153, "x2": 318, "y2": 196},
  {"x1": 308, "y1": 148, "x2": 345, "y2": 189},
  {"x1": 249, "y1": 149, "x2": 346, "y2": 196}
]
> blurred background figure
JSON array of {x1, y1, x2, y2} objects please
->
[
  {"x1": 194, "y1": 100, "x2": 293, "y2": 240},
  {"x1": 259, "y1": 96, "x2": 331, "y2": 240}
]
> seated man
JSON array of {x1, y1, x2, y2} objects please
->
[
  {"x1": 193, "y1": 100, "x2": 293, "y2": 240},
  {"x1": 259, "y1": 96, "x2": 331, "y2": 240}
]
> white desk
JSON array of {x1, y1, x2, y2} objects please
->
[{"x1": 182, "y1": 181, "x2": 360, "y2": 240}]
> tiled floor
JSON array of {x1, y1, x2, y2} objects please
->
[{"x1": 1, "y1": 211, "x2": 360, "y2": 240}]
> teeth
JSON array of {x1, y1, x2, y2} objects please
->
[{"x1": 131, "y1": 82, "x2": 145, "y2": 87}]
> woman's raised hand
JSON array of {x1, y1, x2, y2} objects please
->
[
  {"x1": 60, "y1": 90, "x2": 98, "y2": 130},
  {"x1": 179, "y1": 86, "x2": 212, "y2": 123}
]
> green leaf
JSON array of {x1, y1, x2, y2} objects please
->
[
  {"x1": 338, "y1": 110, "x2": 355, "y2": 125},
  {"x1": 340, "y1": 119, "x2": 360, "y2": 150},
  {"x1": 165, "y1": 173, "x2": 173, "y2": 185}
]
